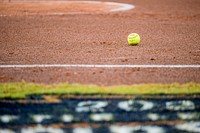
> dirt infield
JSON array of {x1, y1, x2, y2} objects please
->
[
  {"x1": 1, "y1": 68, "x2": 200, "y2": 85},
  {"x1": 0, "y1": 1, "x2": 133, "y2": 15},
  {"x1": 0, "y1": 0, "x2": 200, "y2": 85}
]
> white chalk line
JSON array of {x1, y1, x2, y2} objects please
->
[{"x1": 0, "y1": 64, "x2": 200, "y2": 68}]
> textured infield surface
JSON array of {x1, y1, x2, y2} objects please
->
[
  {"x1": 0, "y1": 1, "x2": 134, "y2": 15},
  {"x1": 0, "y1": 95, "x2": 200, "y2": 133},
  {"x1": 0, "y1": 0, "x2": 200, "y2": 85}
]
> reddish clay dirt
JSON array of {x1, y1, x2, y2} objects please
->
[
  {"x1": 0, "y1": 1, "x2": 120, "y2": 15},
  {"x1": 0, "y1": 0, "x2": 200, "y2": 85}
]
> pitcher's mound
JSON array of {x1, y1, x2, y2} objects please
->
[{"x1": 0, "y1": 1, "x2": 134, "y2": 15}]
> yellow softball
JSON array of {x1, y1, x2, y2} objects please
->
[{"x1": 127, "y1": 33, "x2": 140, "y2": 45}]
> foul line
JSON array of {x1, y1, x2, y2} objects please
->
[{"x1": 0, "y1": 64, "x2": 200, "y2": 68}]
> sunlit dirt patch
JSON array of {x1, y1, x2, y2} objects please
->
[{"x1": 0, "y1": 1, "x2": 134, "y2": 15}]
